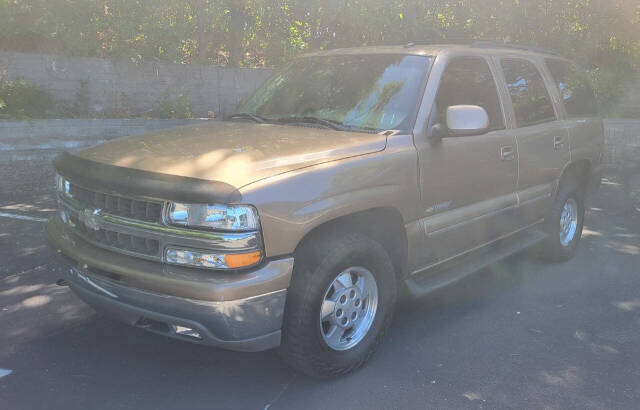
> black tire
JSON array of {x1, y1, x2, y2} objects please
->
[
  {"x1": 540, "y1": 178, "x2": 585, "y2": 262},
  {"x1": 278, "y1": 232, "x2": 397, "y2": 378}
]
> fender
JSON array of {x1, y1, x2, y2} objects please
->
[{"x1": 239, "y1": 138, "x2": 420, "y2": 257}]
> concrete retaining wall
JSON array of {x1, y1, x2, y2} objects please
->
[
  {"x1": 616, "y1": 75, "x2": 640, "y2": 118},
  {"x1": 604, "y1": 119, "x2": 640, "y2": 169},
  {"x1": 0, "y1": 51, "x2": 274, "y2": 118}
]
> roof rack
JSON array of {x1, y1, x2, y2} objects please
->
[
  {"x1": 470, "y1": 41, "x2": 562, "y2": 56},
  {"x1": 403, "y1": 37, "x2": 475, "y2": 47}
]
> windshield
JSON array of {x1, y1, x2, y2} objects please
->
[{"x1": 236, "y1": 54, "x2": 432, "y2": 132}]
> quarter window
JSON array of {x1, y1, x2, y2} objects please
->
[
  {"x1": 546, "y1": 59, "x2": 598, "y2": 117},
  {"x1": 435, "y1": 57, "x2": 505, "y2": 132},
  {"x1": 501, "y1": 59, "x2": 557, "y2": 127}
]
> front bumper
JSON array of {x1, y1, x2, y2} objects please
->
[{"x1": 46, "y1": 216, "x2": 294, "y2": 352}]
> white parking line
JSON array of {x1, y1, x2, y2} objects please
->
[
  {"x1": 0, "y1": 212, "x2": 47, "y2": 223},
  {"x1": 0, "y1": 368, "x2": 13, "y2": 379}
]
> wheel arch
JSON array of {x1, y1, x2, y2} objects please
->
[
  {"x1": 294, "y1": 207, "x2": 409, "y2": 281},
  {"x1": 557, "y1": 159, "x2": 591, "y2": 196}
]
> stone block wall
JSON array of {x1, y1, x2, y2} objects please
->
[{"x1": 0, "y1": 51, "x2": 274, "y2": 118}]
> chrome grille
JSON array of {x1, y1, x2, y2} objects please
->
[
  {"x1": 68, "y1": 183, "x2": 163, "y2": 223},
  {"x1": 68, "y1": 213, "x2": 160, "y2": 256}
]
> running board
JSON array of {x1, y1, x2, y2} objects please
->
[{"x1": 405, "y1": 228, "x2": 547, "y2": 297}]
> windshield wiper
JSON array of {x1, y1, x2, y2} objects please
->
[
  {"x1": 231, "y1": 114, "x2": 380, "y2": 133},
  {"x1": 274, "y1": 116, "x2": 382, "y2": 133},
  {"x1": 271, "y1": 116, "x2": 346, "y2": 131},
  {"x1": 228, "y1": 113, "x2": 267, "y2": 123}
]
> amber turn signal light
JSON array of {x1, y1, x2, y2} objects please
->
[{"x1": 224, "y1": 250, "x2": 262, "y2": 269}]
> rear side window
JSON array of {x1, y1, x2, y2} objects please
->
[
  {"x1": 501, "y1": 59, "x2": 557, "y2": 127},
  {"x1": 546, "y1": 59, "x2": 598, "y2": 117},
  {"x1": 435, "y1": 57, "x2": 505, "y2": 131}
]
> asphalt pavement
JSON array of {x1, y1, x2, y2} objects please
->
[{"x1": 1, "y1": 158, "x2": 639, "y2": 409}]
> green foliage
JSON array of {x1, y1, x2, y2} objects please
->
[
  {"x1": 1, "y1": 1, "x2": 635, "y2": 67},
  {"x1": 0, "y1": 78, "x2": 56, "y2": 119},
  {"x1": 152, "y1": 91, "x2": 193, "y2": 119},
  {"x1": 588, "y1": 50, "x2": 638, "y2": 116}
]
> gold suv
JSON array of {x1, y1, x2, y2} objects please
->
[{"x1": 46, "y1": 42, "x2": 604, "y2": 378}]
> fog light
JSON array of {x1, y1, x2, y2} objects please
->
[{"x1": 165, "y1": 248, "x2": 262, "y2": 269}]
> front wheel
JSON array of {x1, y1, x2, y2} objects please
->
[
  {"x1": 540, "y1": 179, "x2": 585, "y2": 262},
  {"x1": 278, "y1": 233, "x2": 397, "y2": 378}
]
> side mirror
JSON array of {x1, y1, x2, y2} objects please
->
[{"x1": 445, "y1": 105, "x2": 489, "y2": 137}]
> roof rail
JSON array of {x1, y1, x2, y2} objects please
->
[
  {"x1": 470, "y1": 41, "x2": 562, "y2": 57},
  {"x1": 402, "y1": 37, "x2": 479, "y2": 47}
]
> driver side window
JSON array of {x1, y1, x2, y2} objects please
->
[{"x1": 435, "y1": 57, "x2": 505, "y2": 132}]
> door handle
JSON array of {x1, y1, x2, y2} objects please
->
[
  {"x1": 500, "y1": 145, "x2": 516, "y2": 161},
  {"x1": 554, "y1": 136, "x2": 565, "y2": 150}
]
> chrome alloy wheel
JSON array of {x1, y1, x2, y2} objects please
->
[
  {"x1": 559, "y1": 198, "x2": 578, "y2": 247},
  {"x1": 319, "y1": 267, "x2": 379, "y2": 351}
]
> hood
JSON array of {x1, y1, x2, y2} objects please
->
[{"x1": 76, "y1": 121, "x2": 387, "y2": 188}]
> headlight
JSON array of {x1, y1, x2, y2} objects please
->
[{"x1": 167, "y1": 203, "x2": 260, "y2": 231}]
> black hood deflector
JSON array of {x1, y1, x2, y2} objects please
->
[{"x1": 53, "y1": 152, "x2": 242, "y2": 203}]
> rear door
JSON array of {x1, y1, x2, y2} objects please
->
[
  {"x1": 497, "y1": 57, "x2": 570, "y2": 227},
  {"x1": 544, "y1": 59, "x2": 604, "y2": 168}
]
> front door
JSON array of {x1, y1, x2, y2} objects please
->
[{"x1": 416, "y1": 56, "x2": 518, "y2": 266}]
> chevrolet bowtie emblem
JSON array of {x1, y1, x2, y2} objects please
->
[{"x1": 78, "y1": 208, "x2": 102, "y2": 231}]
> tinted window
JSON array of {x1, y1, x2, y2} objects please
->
[
  {"x1": 435, "y1": 57, "x2": 505, "y2": 131},
  {"x1": 546, "y1": 59, "x2": 598, "y2": 117},
  {"x1": 501, "y1": 59, "x2": 557, "y2": 127},
  {"x1": 237, "y1": 54, "x2": 431, "y2": 132}
]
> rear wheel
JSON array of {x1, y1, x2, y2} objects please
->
[
  {"x1": 540, "y1": 179, "x2": 585, "y2": 262},
  {"x1": 278, "y1": 233, "x2": 397, "y2": 378}
]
